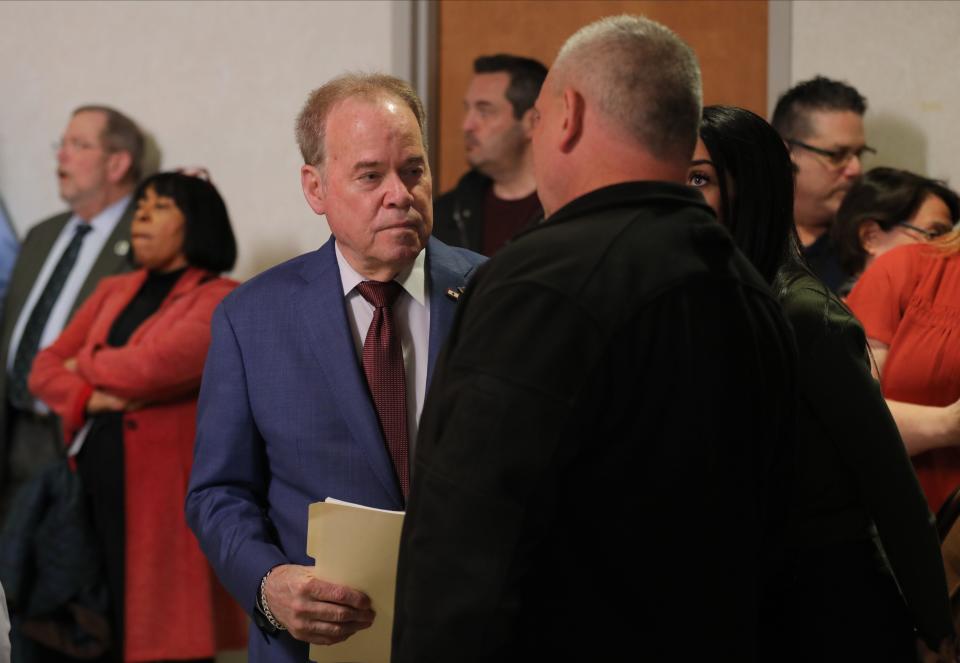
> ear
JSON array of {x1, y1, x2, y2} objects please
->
[
  {"x1": 858, "y1": 220, "x2": 883, "y2": 256},
  {"x1": 301, "y1": 164, "x2": 326, "y2": 216},
  {"x1": 519, "y1": 107, "x2": 536, "y2": 138},
  {"x1": 106, "y1": 150, "x2": 133, "y2": 185},
  {"x1": 558, "y1": 87, "x2": 585, "y2": 154},
  {"x1": 784, "y1": 139, "x2": 801, "y2": 169}
]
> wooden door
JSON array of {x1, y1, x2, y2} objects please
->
[{"x1": 436, "y1": 0, "x2": 768, "y2": 191}]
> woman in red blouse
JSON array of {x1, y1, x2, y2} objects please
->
[
  {"x1": 832, "y1": 167, "x2": 958, "y2": 296},
  {"x1": 847, "y1": 233, "x2": 960, "y2": 512}
]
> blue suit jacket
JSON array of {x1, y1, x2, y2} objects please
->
[{"x1": 185, "y1": 236, "x2": 484, "y2": 662}]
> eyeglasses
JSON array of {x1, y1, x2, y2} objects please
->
[
  {"x1": 787, "y1": 139, "x2": 876, "y2": 169},
  {"x1": 896, "y1": 222, "x2": 953, "y2": 240},
  {"x1": 52, "y1": 138, "x2": 103, "y2": 154}
]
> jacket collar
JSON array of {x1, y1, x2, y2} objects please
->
[
  {"x1": 124, "y1": 266, "x2": 216, "y2": 300},
  {"x1": 529, "y1": 181, "x2": 713, "y2": 236}
]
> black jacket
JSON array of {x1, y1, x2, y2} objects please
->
[
  {"x1": 395, "y1": 181, "x2": 799, "y2": 662},
  {"x1": 432, "y1": 169, "x2": 543, "y2": 254},
  {"x1": 765, "y1": 274, "x2": 953, "y2": 655}
]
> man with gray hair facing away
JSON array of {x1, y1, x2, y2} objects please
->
[{"x1": 393, "y1": 15, "x2": 797, "y2": 662}]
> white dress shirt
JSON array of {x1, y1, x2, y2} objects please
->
[
  {"x1": 0, "y1": 580, "x2": 9, "y2": 663},
  {"x1": 335, "y1": 242, "x2": 430, "y2": 461},
  {"x1": 7, "y1": 195, "x2": 130, "y2": 412},
  {"x1": 0, "y1": 585, "x2": 10, "y2": 663}
]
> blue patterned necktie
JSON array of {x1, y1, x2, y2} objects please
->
[{"x1": 9, "y1": 223, "x2": 93, "y2": 409}]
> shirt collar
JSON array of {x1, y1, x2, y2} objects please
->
[
  {"x1": 68, "y1": 194, "x2": 131, "y2": 233},
  {"x1": 334, "y1": 241, "x2": 426, "y2": 306}
]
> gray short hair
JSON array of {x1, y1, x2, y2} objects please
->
[
  {"x1": 554, "y1": 15, "x2": 702, "y2": 162},
  {"x1": 73, "y1": 105, "x2": 145, "y2": 184},
  {"x1": 295, "y1": 73, "x2": 427, "y2": 167}
]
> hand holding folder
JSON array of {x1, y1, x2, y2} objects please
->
[
  {"x1": 306, "y1": 498, "x2": 405, "y2": 663},
  {"x1": 260, "y1": 564, "x2": 374, "y2": 644}
]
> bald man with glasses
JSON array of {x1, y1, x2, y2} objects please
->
[{"x1": 773, "y1": 76, "x2": 873, "y2": 292}]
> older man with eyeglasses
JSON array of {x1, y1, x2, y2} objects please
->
[
  {"x1": 773, "y1": 76, "x2": 872, "y2": 292},
  {"x1": 0, "y1": 106, "x2": 143, "y2": 524},
  {"x1": 0, "y1": 105, "x2": 144, "y2": 663}
]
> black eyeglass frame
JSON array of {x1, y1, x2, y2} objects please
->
[
  {"x1": 787, "y1": 138, "x2": 877, "y2": 167},
  {"x1": 896, "y1": 222, "x2": 952, "y2": 240}
]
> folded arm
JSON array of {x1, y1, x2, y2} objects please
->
[
  {"x1": 29, "y1": 282, "x2": 111, "y2": 432},
  {"x1": 73, "y1": 280, "x2": 234, "y2": 403},
  {"x1": 869, "y1": 337, "x2": 960, "y2": 456}
]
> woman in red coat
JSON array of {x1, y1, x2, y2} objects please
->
[{"x1": 29, "y1": 172, "x2": 246, "y2": 662}]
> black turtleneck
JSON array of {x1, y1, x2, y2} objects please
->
[{"x1": 107, "y1": 267, "x2": 186, "y2": 347}]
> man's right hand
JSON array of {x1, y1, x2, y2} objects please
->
[{"x1": 263, "y1": 564, "x2": 375, "y2": 645}]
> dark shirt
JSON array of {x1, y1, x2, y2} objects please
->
[
  {"x1": 802, "y1": 232, "x2": 849, "y2": 293},
  {"x1": 433, "y1": 169, "x2": 543, "y2": 256},
  {"x1": 107, "y1": 267, "x2": 186, "y2": 347},
  {"x1": 395, "y1": 181, "x2": 798, "y2": 662},
  {"x1": 481, "y1": 189, "x2": 541, "y2": 256}
]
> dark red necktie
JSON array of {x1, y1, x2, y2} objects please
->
[{"x1": 355, "y1": 280, "x2": 409, "y2": 499}]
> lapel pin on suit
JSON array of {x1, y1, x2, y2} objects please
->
[
  {"x1": 445, "y1": 286, "x2": 465, "y2": 301},
  {"x1": 114, "y1": 239, "x2": 130, "y2": 256}
]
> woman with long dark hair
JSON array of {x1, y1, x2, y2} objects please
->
[{"x1": 690, "y1": 105, "x2": 953, "y2": 661}]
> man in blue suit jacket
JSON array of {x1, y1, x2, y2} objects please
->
[{"x1": 185, "y1": 74, "x2": 484, "y2": 663}]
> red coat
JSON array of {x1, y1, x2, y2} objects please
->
[{"x1": 29, "y1": 267, "x2": 247, "y2": 661}]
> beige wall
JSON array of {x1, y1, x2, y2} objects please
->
[
  {"x1": 0, "y1": 0, "x2": 409, "y2": 281},
  {"x1": 7, "y1": 1, "x2": 953, "y2": 283},
  {"x1": 788, "y1": 0, "x2": 960, "y2": 187}
]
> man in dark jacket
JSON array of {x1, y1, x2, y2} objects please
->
[
  {"x1": 394, "y1": 15, "x2": 798, "y2": 662},
  {"x1": 433, "y1": 54, "x2": 546, "y2": 256}
]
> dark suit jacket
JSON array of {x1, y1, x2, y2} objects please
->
[
  {"x1": 185, "y1": 236, "x2": 485, "y2": 663},
  {"x1": 394, "y1": 182, "x2": 799, "y2": 663},
  {"x1": 0, "y1": 203, "x2": 133, "y2": 502}
]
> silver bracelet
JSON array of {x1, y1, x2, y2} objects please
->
[{"x1": 260, "y1": 568, "x2": 287, "y2": 631}]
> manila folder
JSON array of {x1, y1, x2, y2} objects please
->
[{"x1": 306, "y1": 498, "x2": 405, "y2": 663}]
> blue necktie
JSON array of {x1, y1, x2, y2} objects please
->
[{"x1": 9, "y1": 223, "x2": 93, "y2": 409}]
